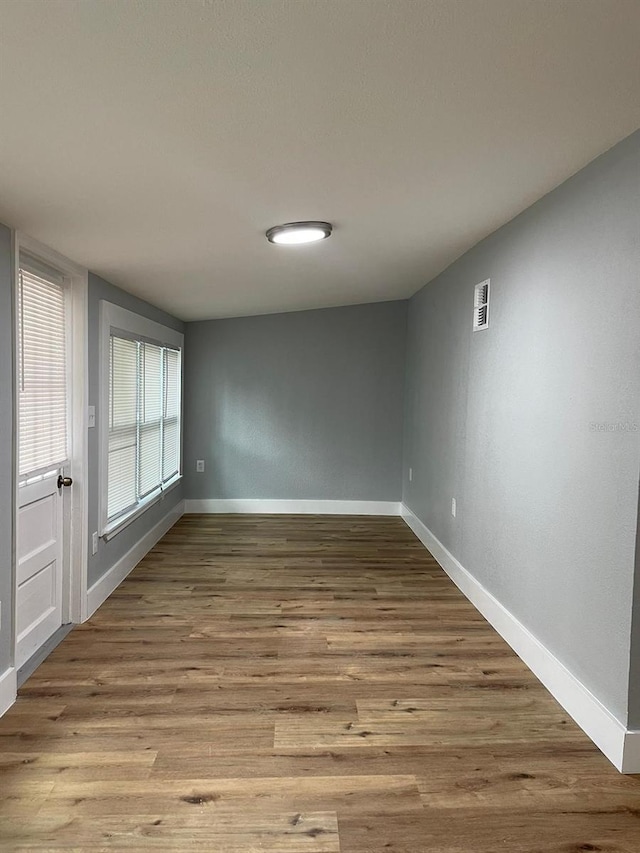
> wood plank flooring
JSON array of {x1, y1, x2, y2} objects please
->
[{"x1": 1, "y1": 514, "x2": 640, "y2": 851}]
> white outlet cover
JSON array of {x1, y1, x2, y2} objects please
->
[
  {"x1": 196, "y1": 460, "x2": 205, "y2": 472},
  {"x1": 451, "y1": 498, "x2": 457, "y2": 517}
]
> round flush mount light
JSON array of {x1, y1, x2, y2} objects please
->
[{"x1": 266, "y1": 221, "x2": 333, "y2": 245}]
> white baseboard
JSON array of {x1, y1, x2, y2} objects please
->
[
  {"x1": 86, "y1": 500, "x2": 185, "y2": 619},
  {"x1": 0, "y1": 666, "x2": 17, "y2": 718},
  {"x1": 401, "y1": 503, "x2": 638, "y2": 774},
  {"x1": 621, "y1": 730, "x2": 640, "y2": 773},
  {"x1": 185, "y1": 499, "x2": 402, "y2": 516}
]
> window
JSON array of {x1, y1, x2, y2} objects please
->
[
  {"x1": 18, "y1": 255, "x2": 69, "y2": 480},
  {"x1": 101, "y1": 302, "x2": 183, "y2": 537}
]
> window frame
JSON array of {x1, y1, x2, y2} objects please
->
[{"x1": 99, "y1": 301, "x2": 184, "y2": 540}]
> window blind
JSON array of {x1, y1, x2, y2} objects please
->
[
  {"x1": 108, "y1": 336, "x2": 138, "y2": 518},
  {"x1": 18, "y1": 263, "x2": 68, "y2": 478},
  {"x1": 139, "y1": 342, "x2": 163, "y2": 498},
  {"x1": 163, "y1": 347, "x2": 181, "y2": 482},
  {"x1": 107, "y1": 334, "x2": 181, "y2": 524}
]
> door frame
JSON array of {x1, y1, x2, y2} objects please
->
[{"x1": 12, "y1": 231, "x2": 89, "y2": 670}]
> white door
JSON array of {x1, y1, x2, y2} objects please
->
[{"x1": 15, "y1": 257, "x2": 72, "y2": 669}]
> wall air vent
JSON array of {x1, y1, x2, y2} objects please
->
[{"x1": 473, "y1": 279, "x2": 490, "y2": 331}]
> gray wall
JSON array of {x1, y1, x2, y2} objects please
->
[
  {"x1": 87, "y1": 274, "x2": 185, "y2": 588},
  {"x1": 403, "y1": 130, "x2": 640, "y2": 725},
  {"x1": 184, "y1": 301, "x2": 407, "y2": 502},
  {"x1": 0, "y1": 224, "x2": 13, "y2": 674}
]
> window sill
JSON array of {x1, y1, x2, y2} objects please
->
[{"x1": 102, "y1": 475, "x2": 182, "y2": 542}]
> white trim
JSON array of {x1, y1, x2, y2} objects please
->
[
  {"x1": 16, "y1": 233, "x2": 86, "y2": 277},
  {"x1": 100, "y1": 302, "x2": 184, "y2": 350},
  {"x1": 86, "y1": 499, "x2": 185, "y2": 619},
  {"x1": 400, "y1": 503, "x2": 639, "y2": 773},
  {"x1": 184, "y1": 499, "x2": 402, "y2": 516},
  {"x1": 9, "y1": 232, "x2": 17, "y2": 680},
  {"x1": 0, "y1": 666, "x2": 17, "y2": 718},
  {"x1": 68, "y1": 255, "x2": 89, "y2": 624},
  {"x1": 621, "y1": 730, "x2": 640, "y2": 773}
]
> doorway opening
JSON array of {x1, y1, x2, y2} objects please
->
[{"x1": 13, "y1": 234, "x2": 87, "y2": 680}]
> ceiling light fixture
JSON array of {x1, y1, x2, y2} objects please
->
[{"x1": 266, "y1": 221, "x2": 333, "y2": 245}]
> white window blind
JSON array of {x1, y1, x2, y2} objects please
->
[
  {"x1": 107, "y1": 333, "x2": 181, "y2": 525},
  {"x1": 139, "y1": 342, "x2": 163, "y2": 498},
  {"x1": 108, "y1": 337, "x2": 138, "y2": 518},
  {"x1": 18, "y1": 260, "x2": 68, "y2": 478},
  {"x1": 163, "y1": 347, "x2": 181, "y2": 482}
]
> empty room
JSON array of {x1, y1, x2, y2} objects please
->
[{"x1": 0, "y1": 0, "x2": 639, "y2": 850}]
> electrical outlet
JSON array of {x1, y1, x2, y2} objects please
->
[
  {"x1": 451, "y1": 498, "x2": 456, "y2": 518},
  {"x1": 92, "y1": 531, "x2": 99, "y2": 555},
  {"x1": 196, "y1": 460, "x2": 205, "y2": 473},
  {"x1": 408, "y1": 467, "x2": 413, "y2": 482}
]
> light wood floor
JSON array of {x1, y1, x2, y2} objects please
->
[{"x1": 1, "y1": 514, "x2": 640, "y2": 851}]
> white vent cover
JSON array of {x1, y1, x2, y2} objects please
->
[{"x1": 473, "y1": 279, "x2": 490, "y2": 331}]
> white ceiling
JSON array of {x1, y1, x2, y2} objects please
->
[{"x1": 0, "y1": 0, "x2": 638, "y2": 321}]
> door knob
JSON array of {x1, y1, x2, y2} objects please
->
[{"x1": 57, "y1": 475, "x2": 73, "y2": 489}]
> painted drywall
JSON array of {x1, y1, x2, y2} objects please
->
[
  {"x1": 0, "y1": 224, "x2": 13, "y2": 674},
  {"x1": 403, "y1": 130, "x2": 640, "y2": 725},
  {"x1": 87, "y1": 274, "x2": 185, "y2": 588},
  {"x1": 184, "y1": 301, "x2": 407, "y2": 501}
]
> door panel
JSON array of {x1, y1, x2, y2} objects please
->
[
  {"x1": 16, "y1": 473, "x2": 64, "y2": 668},
  {"x1": 16, "y1": 562, "x2": 58, "y2": 643},
  {"x1": 17, "y1": 488, "x2": 57, "y2": 585}
]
